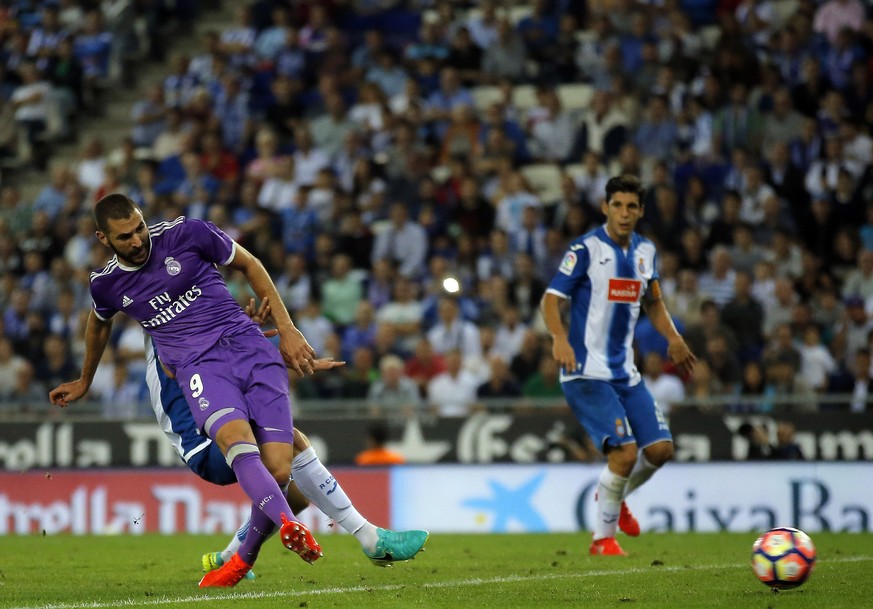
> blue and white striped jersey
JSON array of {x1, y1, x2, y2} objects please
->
[
  {"x1": 546, "y1": 225, "x2": 658, "y2": 385},
  {"x1": 143, "y1": 333, "x2": 211, "y2": 464}
]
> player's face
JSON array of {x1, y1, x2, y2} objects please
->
[
  {"x1": 601, "y1": 191, "x2": 643, "y2": 245},
  {"x1": 97, "y1": 212, "x2": 151, "y2": 266}
]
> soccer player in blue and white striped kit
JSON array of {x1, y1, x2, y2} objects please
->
[{"x1": 541, "y1": 175, "x2": 696, "y2": 556}]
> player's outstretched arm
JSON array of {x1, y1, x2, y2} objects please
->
[
  {"x1": 541, "y1": 291, "x2": 577, "y2": 372},
  {"x1": 243, "y1": 297, "x2": 345, "y2": 374},
  {"x1": 49, "y1": 310, "x2": 113, "y2": 407},
  {"x1": 643, "y1": 281, "x2": 696, "y2": 375},
  {"x1": 228, "y1": 246, "x2": 316, "y2": 376}
]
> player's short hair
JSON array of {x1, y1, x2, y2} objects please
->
[
  {"x1": 605, "y1": 174, "x2": 644, "y2": 204},
  {"x1": 94, "y1": 194, "x2": 138, "y2": 232}
]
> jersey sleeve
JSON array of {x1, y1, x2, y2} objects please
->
[
  {"x1": 185, "y1": 219, "x2": 237, "y2": 266},
  {"x1": 90, "y1": 289, "x2": 117, "y2": 321},
  {"x1": 546, "y1": 242, "x2": 590, "y2": 299}
]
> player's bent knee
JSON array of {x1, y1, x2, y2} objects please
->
[
  {"x1": 292, "y1": 429, "x2": 312, "y2": 456},
  {"x1": 224, "y1": 442, "x2": 260, "y2": 468},
  {"x1": 644, "y1": 441, "x2": 674, "y2": 467},
  {"x1": 608, "y1": 444, "x2": 638, "y2": 475}
]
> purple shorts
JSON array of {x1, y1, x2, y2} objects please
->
[{"x1": 175, "y1": 331, "x2": 294, "y2": 444}]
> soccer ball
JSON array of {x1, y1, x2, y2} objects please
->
[{"x1": 751, "y1": 527, "x2": 816, "y2": 590}]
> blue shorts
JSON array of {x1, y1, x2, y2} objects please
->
[
  {"x1": 562, "y1": 378, "x2": 671, "y2": 453},
  {"x1": 187, "y1": 442, "x2": 238, "y2": 486}
]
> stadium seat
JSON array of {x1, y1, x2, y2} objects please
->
[
  {"x1": 557, "y1": 84, "x2": 594, "y2": 111},
  {"x1": 507, "y1": 5, "x2": 533, "y2": 25},
  {"x1": 520, "y1": 163, "x2": 563, "y2": 203},
  {"x1": 512, "y1": 84, "x2": 538, "y2": 110},
  {"x1": 472, "y1": 85, "x2": 504, "y2": 113},
  {"x1": 431, "y1": 165, "x2": 452, "y2": 183},
  {"x1": 563, "y1": 163, "x2": 585, "y2": 183}
]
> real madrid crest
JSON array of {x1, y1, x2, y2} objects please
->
[{"x1": 165, "y1": 256, "x2": 182, "y2": 276}]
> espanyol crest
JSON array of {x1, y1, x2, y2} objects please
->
[
  {"x1": 638, "y1": 256, "x2": 645, "y2": 274},
  {"x1": 165, "y1": 256, "x2": 182, "y2": 276}
]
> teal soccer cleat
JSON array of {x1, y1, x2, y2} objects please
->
[
  {"x1": 202, "y1": 552, "x2": 256, "y2": 580},
  {"x1": 364, "y1": 528, "x2": 429, "y2": 567}
]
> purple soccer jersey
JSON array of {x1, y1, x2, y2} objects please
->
[
  {"x1": 90, "y1": 217, "x2": 257, "y2": 368},
  {"x1": 89, "y1": 217, "x2": 294, "y2": 442}
]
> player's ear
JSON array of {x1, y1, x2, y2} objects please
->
[
  {"x1": 95, "y1": 230, "x2": 109, "y2": 247},
  {"x1": 600, "y1": 199, "x2": 608, "y2": 216}
]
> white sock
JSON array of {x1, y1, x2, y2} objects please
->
[
  {"x1": 292, "y1": 447, "x2": 378, "y2": 552},
  {"x1": 594, "y1": 466, "x2": 628, "y2": 540},
  {"x1": 220, "y1": 522, "x2": 246, "y2": 562},
  {"x1": 220, "y1": 481, "x2": 288, "y2": 562},
  {"x1": 624, "y1": 452, "x2": 659, "y2": 498}
]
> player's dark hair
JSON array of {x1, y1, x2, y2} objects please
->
[
  {"x1": 94, "y1": 193, "x2": 138, "y2": 232},
  {"x1": 604, "y1": 174, "x2": 644, "y2": 204}
]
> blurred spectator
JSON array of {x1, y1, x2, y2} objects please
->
[
  {"x1": 11, "y1": 62, "x2": 52, "y2": 169},
  {"x1": 427, "y1": 296, "x2": 482, "y2": 358},
  {"x1": 738, "y1": 422, "x2": 771, "y2": 460},
  {"x1": 813, "y1": 0, "x2": 865, "y2": 46},
  {"x1": 721, "y1": 270, "x2": 765, "y2": 362},
  {"x1": 427, "y1": 348, "x2": 480, "y2": 416},
  {"x1": 842, "y1": 249, "x2": 873, "y2": 302},
  {"x1": 405, "y1": 337, "x2": 446, "y2": 397},
  {"x1": 641, "y1": 351, "x2": 686, "y2": 418},
  {"x1": 371, "y1": 202, "x2": 428, "y2": 279},
  {"x1": 770, "y1": 420, "x2": 804, "y2": 460},
  {"x1": 798, "y1": 324, "x2": 837, "y2": 393},
  {"x1": 0, "y1": 336, "x2": 28, "y2": 399},
  {"x1": 522, "y1": 355, "x2": 563, "y2": 399},
  {"x1": 342, "y1": 301, "x2": 377, "y2": 362},
  {"x1": 355, "y1": 424, "x2": 406, "y2": 466},
  {"x1": 321, "y1": 253, "x2": 363, "y2": 327},
  {"x1": 482, "y1": 18, "x2": 528, "y2": 83},
  {"x1": 832, "y1": 296, "x2": 873, "y2": 367},
  {"x1": 698, "y1": 246, "x2": 737, "y2": 307},
  {"x1": 477, "y1": 354, "x2": 521, "y2": 399},
  {"x1": 377, "y1": 277, "x2": 424, "y2": 353},
  {"x1": 367, "y1": 354, "x2": 422, "y2": 418},
  {"x1": 847, "y1": 347, "x2": 873, "y2": 412}
]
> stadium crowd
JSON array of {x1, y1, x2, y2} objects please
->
[{"x1": 1, "y1": 0, "x2": 873, "y2": 419}]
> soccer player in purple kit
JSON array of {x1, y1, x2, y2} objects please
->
[
  {"x1": 541, "y1": 175, "x2": 696, "y2": 556},
  {"x1": 50, "y1": 194, "x2": 324, "y2": 586}
]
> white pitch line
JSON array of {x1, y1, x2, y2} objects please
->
[{"x1": 9, "y1": 556, "x2": 873, "y2": 609}]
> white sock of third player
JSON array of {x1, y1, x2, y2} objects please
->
[
  {"x1": 624, "y1": 451, "x2": 658, "y2": 498},
  {"x1": 594, "y1": 466, "x2": 629, "y2": 540},
  {"x1": 291, "y1": 447, "x2": 379, "y2": 552}
]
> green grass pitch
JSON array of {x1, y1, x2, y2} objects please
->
[{"x1": 2, "y1": 532, "x2": 871, "y2": 609}]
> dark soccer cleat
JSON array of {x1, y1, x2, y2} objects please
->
[
  {"x1": 589, "y1": 537, "x2": 628, "y2": 556},
  {"x1": 280, "y1": 514, "x2": 322, "y2": 564},
  {"x1": 198, "y1": 553, "x2": 252, "y2": 588},
  {"x1": 619, "y1": 501, "x2": 641, "y2": 537}
]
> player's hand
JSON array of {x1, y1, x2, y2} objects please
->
[
  {"x1": 48, "y1": 379, "x2": 88, "y2": 408},
  {"x1": 278, "y1": 326, "x2": 317, "y2": 377},
  {"x1": 667, "y1": 337, "x2": 697, "y2": 376},
  {"x1": 551, "y1": 335, "x2": 577, "y2": 374},
  {"x1": 245, "y1": 297, "x2": 279, "y2": 338},
  {"x1": 312, "y1": 358, "x2": 345, "y2": 371}
]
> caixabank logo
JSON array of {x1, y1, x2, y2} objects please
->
[{"x1": 574, "y1": 472, "x2": 872, "y2": 533}]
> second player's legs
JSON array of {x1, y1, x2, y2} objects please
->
[{"x1": 620, "y1": 382, "x2": 674, "y2": 498}]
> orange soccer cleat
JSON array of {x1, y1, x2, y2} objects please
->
[
  {"x1": 619, "y1": 501, "x2": 641, "y2": 537},
  {"x1": 280, "y1": 514, "x2": 323, "y2": 564},
  {"x1": 589, "y1": 537, "x2": 628, "y2": 556},
  {"x1": 198, "y1": 553, "x2": 252, "y2": 588}
]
